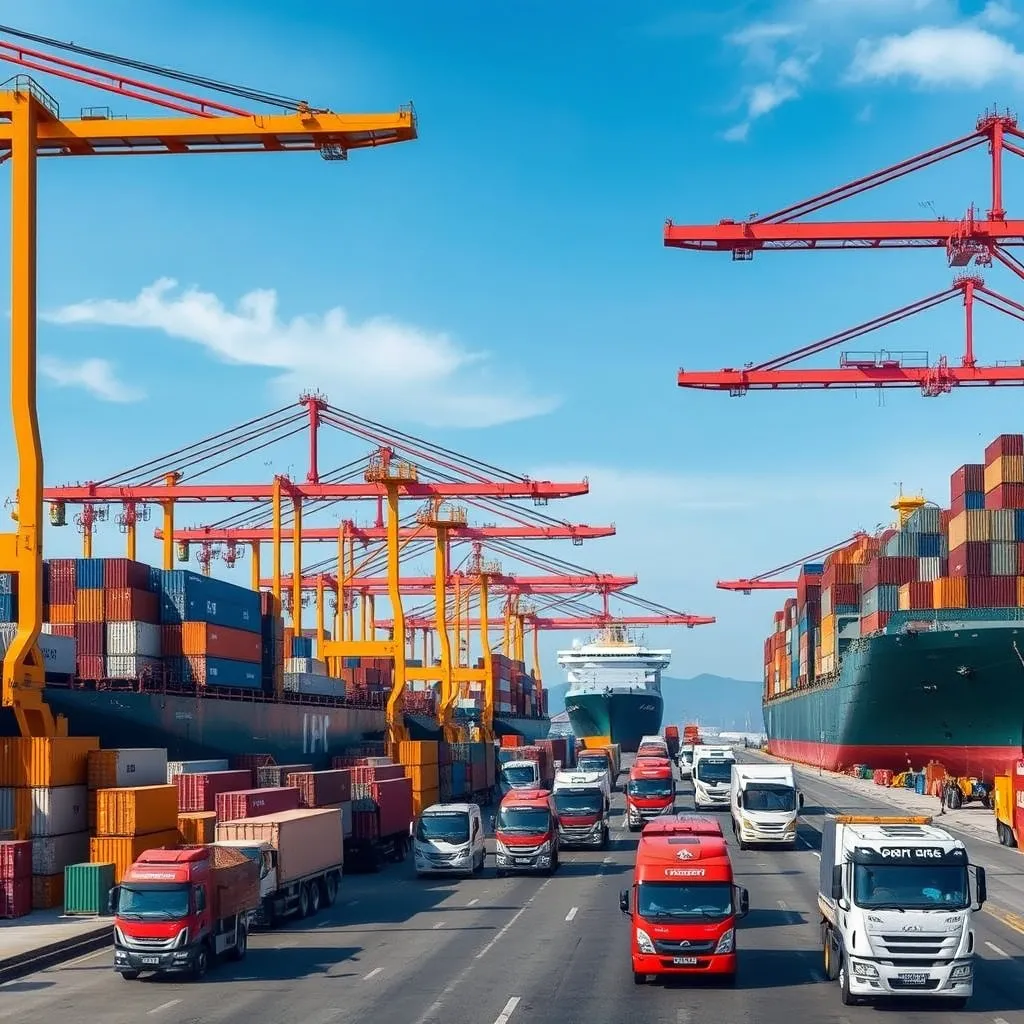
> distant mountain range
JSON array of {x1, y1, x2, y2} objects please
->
[{"x1": 545, "y1": 674, "x2": 764, "y2": 733}]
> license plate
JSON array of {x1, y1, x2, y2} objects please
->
[
  {"x1": 672, "y1": 956, "x2": 698, "y2": 966},
  {"x1": 514, "y1": 857, "x2": 532, "y2": 865},
  {"x1": 898, "y1": 972, "x2": 928, "y2": 985},
  {"x1": 140, "y1": 956, "x2": 159, "y2": 965}
]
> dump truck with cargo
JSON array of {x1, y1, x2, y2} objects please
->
[
  {"x1": 818, "y1": 814, "x2": 986, "y2": 1008},
  {"x1": 552, "y1": 770, "x2": 610, "y2": 848},
  {"x1": 110, "y1": 844, "x2": 260, "y2": 980},
  {"x1": 730, "y1": 762, "x2": 802, "y2": 849},
  {"x1": 214, "y1": 807, "x2": 344, "y2": 925}
]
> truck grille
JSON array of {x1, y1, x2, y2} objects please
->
[
  {"x1": 121, "y1": 934, "x2": 178, "y2": 951},
  {"x1": 877, "y1": 934, "x2": 953, "y2": 958},
  {"x1": 560, "y1": 826, "x2": 597, "y2": 839},
  {"x1": 653, "y1": 939, "x2": 716, "y2": 955},
  {"x1": 505, "y1": 844, "x2": 541, "y2": 856}
]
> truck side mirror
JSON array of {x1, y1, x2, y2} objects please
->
[
  {"x1": 737, "y1": 886, "x2": 749, "y2": 918},
  {"x1": 831, "y1": 865, "x2": 844, "y2": 902},
  {"x1": 107, "y1": 885, "x2": 120, "y2": 915},
  {"x1": 619, "y1": 889, "x2": 630, "y2": 915},
  {"x1": 798, "y1": 792, "x2": 804, "y2": 809},
  {"x1": 975, "y1": 865, "x2": 987, "y2": 907}
]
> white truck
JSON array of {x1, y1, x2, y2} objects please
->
[
  {"x1": 730, "y1": 762, "x2": 803, "y2": 849},
  {"x1": 691, "y1": 745, "x2": 735, "y2": 810},
  {"x1": 498, "y1": 759, "x2": 541, "y2": 796},
  {"x1": 819, "y1": 814, "x2": 987, "y2": 1009},
  {"x1": 551, "y1": 770, "x2": 611, "y2": 849}
]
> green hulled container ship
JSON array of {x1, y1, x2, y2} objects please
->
[{"x1": 557, "y1": 626, "x2": 669, "y2": 753}]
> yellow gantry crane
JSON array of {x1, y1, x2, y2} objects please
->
[{"x1": 0, "y1": 28, "x2": 417, "y2": 737}]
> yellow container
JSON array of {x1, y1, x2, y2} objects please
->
[
  {"x1": 1017, "y1": 576, "x2": 1024, "y2": 608},
  {"x1": 985, "y1": 454, "x2": 1024, "y2": 493},
  {"x1": 74, "y1": 589, "x2": 105, "y2": 622},
  {"x1": 406, "y1": 763, "x2": 440, "y2": 792},
  {"x1": 0, "y1": 736, "x2": 100, "y2": 788},
  {"x1": 948, "y1": 509, "x2": 991, "y2": 550},
  {"x1": 898, "y1": 582, "x2": 912, "y2": 611},
  {"x1": 397, "y1": 740, "x2": 439, "y2": 766},
  {"x1": 819, "y1": 614, "x2": 837, "y2": 656},
  {"x1": 96, "y1": 784, "x2": 179, "y2": 837},
  {"x1": 580, "y1": 736, "x2": 611, "y2": 749},
  {"x1": 177, "y1": 811, "x2": 216, "y2": 845},
  {"x1": 934, "y1": 577, "x2": 968, "y2": 609},
  {"x1": 412, "y1": 788, "x2": 440, "y2": 817},
  {"x1": 90, "y1": 829, "x2": 182, "y2": 884}
]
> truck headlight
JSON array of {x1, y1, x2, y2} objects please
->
[
  {"x1": 494, "y1": 840, "x2": 509, "y2": 855},
  {"x1": 635, "y1": 928, "x2": 656, "y2": 954},
  {"x1": 852, "y1": 961, "x2": 878, "y2": 978},
  {"x1": 714, "y1": 929, "x2": 734, "y2": 954},
  {"x1": 537, "y1": 840, "x2": 551, "y2": 855},
  {"x1": 951, "y1": 964, "x2": 972, "y2": 980},
  {"x1": 174, "y1": 928, "x2": 189, "y2": 948}
]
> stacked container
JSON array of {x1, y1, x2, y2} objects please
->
[
  {"x1": 260, "y1": 590, "x2": 285, "y2": 696},
  {"x1": 286, "y1": 768, "x2": 353, "y2": 839},
  {"x1": 397, "y1": 740, "x2": 439, "y2": 814},
  {"x1": 0, "y1": 839, "x2": 31, "y2": 918},
  {"x1": 90, "y1": 779, "x2": 180, "y2": 884}
]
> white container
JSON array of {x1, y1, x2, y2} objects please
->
[
  {"x1": 25, "y1": 785, "x2": 88, "y2": 837},
  {"x1": 0, "y1": 624, "x2": 76, "y2": 676},
  {"x1": 92, "y1": 749, "x2": 168, "y2": 789},
  {"x1": 0, "y1": 787, "x2": 12, "y2": 832},
  {"x1": 106, "y1": 621, "x2": 161, "y2": 658},
  {"x1": 32, "y1": 830, "x2": 89, "y2": 875},
  {"x1": 283, "y1": 672, "x2": 344, "y2": 697},
  {"x1": 166, "y1": 759, "x2": 229, "y2": 784},
  {"x1": 105, "y1": 654, "x2": 161, "y2": 680}
]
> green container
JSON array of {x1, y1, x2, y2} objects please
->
[{"x1": 63, "y1": 861, "x2": 116, "y2": 916}]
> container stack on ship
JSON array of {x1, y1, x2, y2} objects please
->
[{"x1": 763, "y1": 432, "x2": 1024, "y2": 782}]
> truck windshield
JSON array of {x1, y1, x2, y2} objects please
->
[
  {"x1": 696, "y1": 760, "x2": 734, "y2": 783},
  {"x1": 417, "y1": 812, "x2": 470, "y2": 843},
  {"x1": 502, "y1": 765, "x2": 537, "y2": 785},
  {"x1": 853, "y1": 863, "x2": 970, "y2": 910},
  {"x1": 497, "y1": 806, "x2": 551, "y2": 834},
  {"x1": 553, "y1": 790, "x2": 603, "y2": 815},
  {"x1": 116, "y1": 884, "x2": 190, "y2": 920},
  {"x1": 577, "y1": 758, "x2": 607, "y2": 774},
  {"x1": 743, "y1": 783, "x2": 796, "y2": 812},
  {"x1": 638, "y1": 747, "x2": 667, "y2": 759},
  {"x1": 638, "y1": 881, "x2": 733, "y2": 921},
  {"x1": 628, "y1": 778, "x2": 673, "y2": 797}
]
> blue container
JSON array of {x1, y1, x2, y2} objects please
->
[
  {"x1": 1015, "y1": 509, "x2": 1024, "y2": 542},
  {"x1": 291, "y1": 635, "x2": 313, "y2": 658},
  {"x1": 0, "y1": 594, "x2": 14, "y2": 621},
  {"x1": 801, "y1": 562, "x2": 825, "y2": 576},
  {"x1": 965, "y1": 491, "x2": 985, "y2": 510},
  {"x1": 75, "y1": 558, "x2": 105, "y2": 590},
  {"x1": 451, "y1": 762, "x2": 467, "y2": 797},
  {"x1": 159, "y1": 570, "x2": 260, "y2": 633},
  {"x1": 918, "y1": 533, "x2": 943, "y2": 558},
  {"x1": 0, "y1": 573, "x2": 16, "y2": 596},
  {"x1": 177, "y1": 654, "x2": 261, "y2": 689},
  {"x1": 469, "y1": 743, "x2": 486, "y2": 765}
]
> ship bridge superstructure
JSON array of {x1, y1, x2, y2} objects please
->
[{"x1": 557, "y1": 626, "x2": 672, "y2": 695}]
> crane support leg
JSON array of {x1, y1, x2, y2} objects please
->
[{"x1": 1, "y1": 89, "x2": 62, "y2": 738}]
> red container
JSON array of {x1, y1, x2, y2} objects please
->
[
  {"x1": 77, "y1": 655, "x2": 104, "y2": 680},
  {"x1": 48, "y1": 568, "x2": 76, "y2": 605},
  {"x1": 984, "y1": 483, "x2": 1024, "y2": 510},
  {"x1": 74, "y1": 622, "x2": 104, "y2": 656},
  {"x1": 985, "y1": 434, "x2": 1024, "y2": 463},
  {"x1": 949, "y1": 542, "x2": 991, "y2": 578},
  {"x1": 863, "y1": 556, "x2": 918, "y2": 590},
  {"x1": 176, "y1": 769, "x2": 253, "y2": 813},
  {"x1": 255, "y1": 764, "x2": 314, "y2": 788},
  {"x1": 966, "y1": 575, "x2": 1017, "y2": 607},
  {"x1": 950, "y1": 464, "x2": 985, "y2": 499},
  {"x1": 47, "y1": 624, "x2": 75, "y2": 638},
  {"x1": 102, "y1": 558, "x2": 151, "y2": 590},
  {"x1": 1017, "y1": 544, "x2": 1024, "y2": 575},
  {"x1": 371, "y1": 776, "x2": 413, "y2": 837},
  {"x1": 286, "y1": 769, "x2": 352, "y2": 807},
  {"x1": 903, "y1": 581, "x2": 935, "y2": 610},
  {"x1": 831, "y1": 583, "x2": 861, "y2": 608},
  {"x1": 233, "y1": 753, "x2": 275, "y2": 771},
  {"x1": 104, "y1": 587, "x2": 160, "y2": 622},
  {"x1": 796, "y1": 571, "x2": 821, "y2": 609},
  {"x1": 822, "y1": 561, "x2": 862, "y2": 588},
  {"x1": 188, "y1": 623, "x2": 261, "y2": 661},
  {"x1": 0, "y1": 840, "x2": 31, "y2": 881},
  {"x1": 216, "y1": 786, "x2": 300, "y2": 821},
  {"x1": 0, "y1": 877, "x2": 31, "y2": 918},
  {"x1": 861, "y1": 611, "x2": 891, "y2": 634},
  {"x1": 352, "y1": 764, "x2": 406, "y2": 785},
  {"x1": 353, "y1": 809, "x2": 380, "y2": 841}
]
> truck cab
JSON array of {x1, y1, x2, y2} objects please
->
[
  {"x1": 619, "y1": 816, "x2": 749, "y2": 985},
  {"x1": 692, "y1": 746, "x2": 736, "y2": 810},
  {"x1": 552, "y1": 771, "x2": 610, "y2": 849},
  {"x1": 818, "y1": 814, "x2": 986, "y2": 1008},
  {"x1": 637, "y1": 735, "x2": 670, "y2": 760},
  {"x1": 413, "y1": 802, "x2": 486, "y2": 877},
  {"x1": 731, "y1": 762, "x2": 803, "y2": 849},
  {"x1": 492, "y1": 788, "x2": 560, "y2": 876},
  {"x1": 677, "y1": 744, "x2": 694, "y2": 780},
  {"x1": 499, "y1": 759, "x2": 541, "y2": 796},
  {"x1": 626, "y1": 758, "x2": 676, "y2": 832},
  {"x1": 575, "y1": 749, "x2": 615, "y2": 791}
]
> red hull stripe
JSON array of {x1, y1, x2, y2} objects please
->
[{"x1": 767, "y1": 738, "x2": 1022, "y2": 781}]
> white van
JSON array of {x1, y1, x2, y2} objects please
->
[
  {"x1": 413, "y1": 802, "x2": 486, "y2": 877},
  {"x1": 730, "y1": 763, "x2": 802, "y2": 849},
  {"x1": 691, "y1": 745, "x2": 736, "y2": 810}
]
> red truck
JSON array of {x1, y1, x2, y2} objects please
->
[
  {"x1": 663, "y1": 725, "x2": 680, "y2": 762},
  {"x1": 492, "y1": 788, "x2": 560, "y2": 876},
  {"x1": 110, "y1": 845, "x2": 260, "y2": 981},
  {"x1": 620, "y1": 816, "x2": 749, "y2": 985},
  {"x1": 625, "y1": 758, "x2": 676, "y2": 832}
]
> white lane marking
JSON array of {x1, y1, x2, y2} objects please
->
[
  {"x1": 467, "y1": 898, "x2": 480, "y2": 906},
  {"x1": 994, "y1": 1018, "x2": 1011, "y2": 1024},
  {"x1": 476, "y1": 905, "x2": 529, "y2": 960},
  {"x1": 985, "y1": 941, "x2": 1010, "y2": 958},
  {"x1": 273, "y1": 940, "x2": 298, "y2": 949},
  {"x1": 433, "y1": 920, "x2": 446, "y2": 930},
  {"x1": 777, "y1": 900, "x2": 788, "y2": 911},
  {"x1": 566, "y1": 906, "x2": 579, "y2": 922},
  {"x1": 148, "y1": 1001, "x2": 182, "y2": 1015},
  {"x1": 363, "y1": 967, "x2": 383, "y2": 980},
  {"x1": 55, "y1": 947, "x2": 109, "y2": 969},
  {"x1": 494, "y1": 996, "x2": 521, "y2": 1024},
  {"x1": 676, "y1": 1011, "x2": 692, "y2": 1024}
]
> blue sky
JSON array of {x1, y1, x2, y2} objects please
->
[{"x1": 7, "y1": 0, "x2": 1024, "y2": 684}]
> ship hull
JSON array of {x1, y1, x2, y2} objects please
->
[
  {"x1": 564, "y1": 690, "x2": 663, "y2": 753},
  {"x1": 3, "y1": 687, "x2": 548, "y2": 769},
  {"x1": 762, "y1": 623, "x2": 1024, "y2": 780}
]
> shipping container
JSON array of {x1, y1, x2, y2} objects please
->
[
  {"x1": 15, "y1": 785, "x2": 88, "y2": 837},
  {"x1": 0, "y1": 839, "x2": 31, "y2": 880},
  {"x1": 949, "y1": 541, "x2": 992, "y2": 577},
  {"x1": 102, "y1": 558, "x2": 152, "y2": 591},
  {"x1": 215, "y1": 786, "x2": 300, "y2": 821},
  {"x1": 97, "y1": 784, "x2": 179, "y2": 837},
  {"x1": 159, "y1": 570, "x2": 260, "y2": 634},
  {"x1": 32, "y1": 831, "x2": 90, "y2": 875},
  {"x1": 63, "y1": 860, "x2": 116, "y2": 915},
  {"x1": 985, "y1": 433, "x2": 1024, "y2": 462},
  {"x1": 177, "y1": 811, "x2": 216, "y2": 845},
  {"x1": 106, "y1": 621, "x2": 161, "y2": 658},
  {"x1": 75, "y1": 558, "x2": 105, "y2": 590},
  {"x1": 176, "y1": 769, "x2": 252, "y2": 813},
  {"x1": 0, "y1": 877, "x2": 30, "y2": 918},
  {"x1": 88, "y1": 748, "x2": 168, "y2": 790},
  {"x1": 950, "y1": 464, "x2": 985, "y2": 499},
  {"x1": 105, "y1": 655, "x2": 162, "y2": 680},
  {"x1": 179, "y1": 655, "x2": 260, "y2": 688},
  {"x1": 104, "y1": 588, "x2": 159, "y2": 623},
  {"x1": 0, "y1": 736, "x2": 99, "y2": 788},
  {"x1": 165, "y1": 759, "x2": 229, "y2": 784},
  {"x1": 89, "y1": 829, "x2": 182, "y2": 884},
  {"x1": 256, "y1": 764, "x2": 314, "y2": 788},
  {"x1": 0, "y1": 625, "x2": 76, "y2": 676},
  {"x1": 285, "y1": 769, "x2": 352, "y2": 808}
]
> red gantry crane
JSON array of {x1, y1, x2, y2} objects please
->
[
  {"x1": 665, "y1": 109, "x2": 1024, "y2": 394},
  {"x1": 716, "y1": 533, "x2": 869, "y2": 594}
]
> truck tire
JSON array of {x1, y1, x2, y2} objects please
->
[
  {"x1": 321, "y1": 871, "x2": 339, "y2": 906},
  {"x1": 298, "y1": 883, "x2": 311, "y2": 918},
  {"x1": 838, "y1": 959, "x2": 858, "y2": 1006},
  {"x1": 191, "y1": 944, "x2": 209, "y2": 980},
  {"x1": 231, "y1": 924, "x2": 248, "y2": 962},
  {"x1": 632, "y1": 972, "x2": 646, "y2": 985},
  {"x1": 307, "y1": 880, "x2": 322, "y2": 917}
]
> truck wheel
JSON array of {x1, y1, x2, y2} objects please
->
[
  {"x1": 632, "y1": 972, "x2": 646, "y2": 985},
  {"x1": 601, "y1": 827, "x2": 609, "y2": 850},
  {"x1": 945, "y1": 785, "x2": 963, "y2": 810},
  {"x1": 119, "y1": 971, "x2": 140, "y2": 981},
  {"x1": 322, "y1": 872, "x2": 339, "y2": 907},
  {"x1": 192, "y1": 945, "x2": 209, "y2": 980},
  {"x1": 838, "y1": 960, "x2": 857, "y2": 1006},
  {"x1": 307, "y1": 880, "x2": 322, "y2": 917},
  {"x1": 298, "y1": 883, "x2": 311, "y2": 918},
  {"x1": 231, "y1": 924, "x2": 248, "y2": 962},
  {"x1": 392, "y1": 837, "x2": 408, "y2": 863}
]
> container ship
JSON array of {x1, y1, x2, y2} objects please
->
[
  {"x1": 762, "y1": 432, "x2": 1024, "y2": 781},
  {"x1": 556, "y1": 626, "x2": 671, "y2": 752},
  {"x1": 0, "y1": 557, "x2": 549, "y2": 768}
]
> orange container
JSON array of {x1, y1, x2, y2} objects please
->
[
  {"x1": 934, "y1": 576, "x2": 968, "y2": 609},
  {"x1": 48, "y1": 602, "x2": 75, "y2": 624},
  {"x1": 104, "y1": 587, "x2": 159, "y2": 622},
  {"x1": 177, "y1": 811, "x2": 217, "y2": 845},
  {"x1": 74, "y1": 589, "x2": 104, "y2": 622},
  {"x1": 405, "y1": 763, "x2": 440, "y2": 792},
  {"x1": 96, "y1": 784, "x2": 179, "y2": 837},
  {"x1": 32, "y1": 874, "x2": 64, "y2": 910},
  {"x1": 181, "y1": 621, "x2": 261, "y2": 661},
  {"x1": 90, "y1": 829, "x2": 183, "y2": 883},
  {"x1": 397, "y1": 740, "x2": 438, "y2": 766},
  {"x1": 0, "y1": 736, "x2": 99, "y2": 787},
  {"x1": 412, "y1": 788, "x2": 440, "y2": 817}
]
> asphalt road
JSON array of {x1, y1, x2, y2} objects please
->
[{"x1": 1, "y1": 753, "x2": 1022, "y2": 1023}]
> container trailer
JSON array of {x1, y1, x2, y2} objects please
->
[{"x1": 345, "y1": 778, "x2": 414, "y2": 872}]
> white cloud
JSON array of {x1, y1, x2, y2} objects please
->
[
  {"x1": 39, "y1": 355, "x2": 144, "y2": 403},
  {"x1": 726, "y1": 21, "x2": 803, "y2": 48},
  {"x1": 847, "y1": 24, "x2": 1024, "y2": 87},
  {"x1": 723, "y1": 50, "x2": 817, "y2": 141},
  {"x1": 43, "y1": 279, "x2": 559, "y2": 429},
  {"x1": 978, "y1": 0, "x2": 1018, "y2": 26}
]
